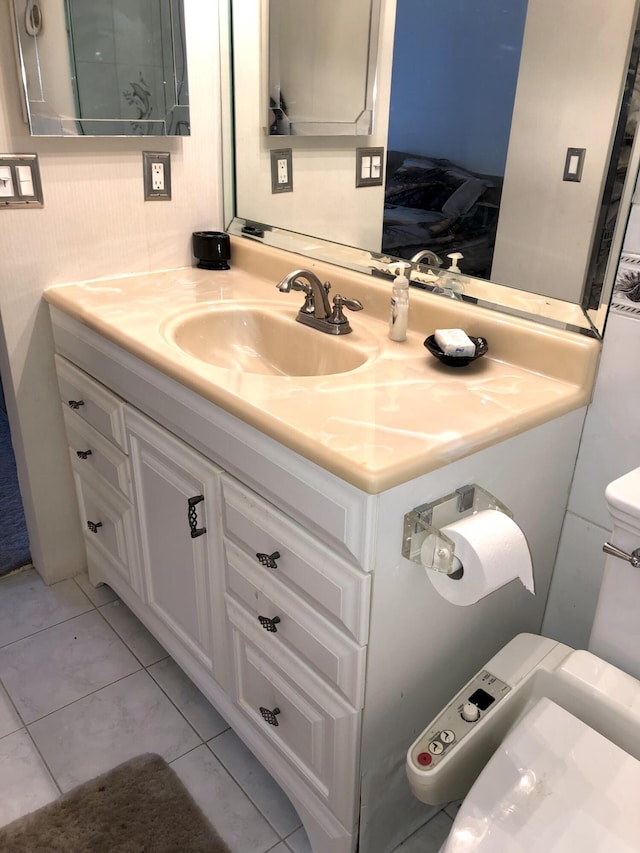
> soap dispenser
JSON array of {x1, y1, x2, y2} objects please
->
[
  {"x1": 446, "y1": 252, "x2": 465, "y2": 296},
  {"x1": 389, "y1": 262, "x2": 410, "y2": 342}
]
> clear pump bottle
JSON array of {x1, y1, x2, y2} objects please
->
[{"x1": 389, "y1": 262, "x2": 410, "y2": 341}]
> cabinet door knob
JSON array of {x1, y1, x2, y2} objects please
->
[
  {"x1": 259, "y1": 706, "x2": 281, "y2": 726},
  {"x1": 87, "y1": 520, "x2": 102, "y2": 533},
  {"x1": 258, "y1": 615, "x2": 281, "y2": 633},
  {"x1": 68, "y1": 400, "x2": 85, "y2": 410},
  {"x1": 187, "y1": 495, "x2": 206, "y2": 538},
  {"x1": 76, "y1": 449, "x2": 92, "y2": 460},
  {"x1": 256, "y1": 551, "x2": 280, "y2": 569}
]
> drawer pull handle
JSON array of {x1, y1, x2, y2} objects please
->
[
  {"x1": 187, "y1": 495, "x2": 206, "y2": 538},
  {"x1": 68, "y1": 400, "x2": 85, "y2": 410},
  {"x1": 76, "y1": 449, "x2": 93, "y2": 460},
  {"x1": 258, "y1": 615, "x2": 281, "y2": 633},
  {"x1": 259, "y1": 706, "x2": 280, "y2": 726},
  {"x1": 87, "y1": 520, "x2": 103, "y2": 533},
  {"x1": 256, "y1": 551, "x2": 280, "y2": 569}
]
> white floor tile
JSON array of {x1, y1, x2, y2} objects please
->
[
  {"x1": 285, "y1": 826, "x2": 312, "y2": 853},
  {"x1": 171, "y1": 745, "x2": 279, "y2": 853},
  {"x1": 208, "y1": 729, "x2": 301, "y2": 838},
  {"x1": 0, "y1": 610, "x2": 141, "y2": 723},
  {"x1": 0, "y1": 729, "x2": 59, "y2": 827},
  {"x1": 29, "y1": 669, "x2": 200, "y2": 791},
  {"x1": 149, "y1": 657, "x2": 229, "y2": 740},
  {"x1": 393, "y1": 811, "x2": 453, "y2": 852},
  {"x1": 268, "y1": 844, "x2": 290, "y2": 853},
  {"x1": 99, "y1": 599, "x2": 168, "y2": 665},
  {"x1": 74, "y1": 572, "x2": 118, "y2": 607},
  {"x1": 0, "y1": 683, "x2": 22, "y2": 737},
  {"x1": 0, "y1": 568, "x2": 92, "y2": 648}
]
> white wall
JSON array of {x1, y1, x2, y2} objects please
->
[
  {"x1": 542, "y1": 205, "x2": 640, "y2": 648},
  {"x1": 491, "y1": 0, "x2": 638, "y2": 302},
  {"x1": 232, "y1": 0, "x2": 396, "y2": 253},
  {"x1": 0, "y1": 0, "x2": 223, "y2": 582}
]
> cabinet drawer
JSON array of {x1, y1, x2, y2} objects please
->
[
  {"x1": 227, "y1": 596, "x2": 359, "y2": 828},
  {"x1": 73, "y1": 469, "x2": 141, "y2": 594},
  {"x1": 221, "y1": 474, "x2": 370, "y2": 645},
  {"x1": 225, "y1": 539, "x2": 365, "y2": 708},
  {"x1": 55, "y1": 355, "x2": 126, "y2": 450},
  {"x1": 64, "y1": 406, "x2": 132, "y2": 499}
]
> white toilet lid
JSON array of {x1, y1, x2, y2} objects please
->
[{"x1": 444, "y1": 696, "x2": 640, "y2": 852}]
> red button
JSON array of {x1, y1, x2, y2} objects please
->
[{"x1": 417, "y1": 752, "x2": 432, "y2": 766}]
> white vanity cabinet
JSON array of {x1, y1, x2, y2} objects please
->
[
  {"x1": 125, "y1": 407, "x2": 229, "y2": 688},
  {"x1": 55, "y1": 355, "x2": 142, "y2": 597},
  {"x1": 50, "y1": 307, "x2": 588, "y2": 853}
]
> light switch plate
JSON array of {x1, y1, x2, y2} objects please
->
[
  {"x1": 356, "y1": 147, "x2": 385, "y2": 187},
  {"x1": 0, "y1": 154, "x2": 43, "y2": 208},
  {"x1": 143, "y1": 151, "x2": 171, "y2": 200},
  {"x1": 270, "y1": 149, "x2": 293, "y2": 193},
  {"x1": 563, "y1": 147, "x2": 586, "y2": 182}
]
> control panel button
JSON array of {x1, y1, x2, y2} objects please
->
[
  {"x1": 428, "y1": 740, "x2": 444, "y2": 755},
  {"x1": 461, "y1": 702, "x2": 480, "y2": 722},
  {"x1": 440, "y1": 729, "x2": 456, "y2": 744},
  {"x1": 417, "y1": 751, "x2": 432, "y2": 767}
]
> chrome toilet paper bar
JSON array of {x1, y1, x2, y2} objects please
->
[{"x1": 402, "y1": 484, "x2": 512, "y2": 575}]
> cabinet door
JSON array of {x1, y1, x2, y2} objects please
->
[{"x1": 126, "y1": 408, "x2": 227, "y2": 685}]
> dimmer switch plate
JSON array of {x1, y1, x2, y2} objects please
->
[
  {"x1": 356, "y1": 147, "x2": 384, "y2": 187},
  {"x1": 143, "y1": 151, "x2": 171, "y2": 200}
]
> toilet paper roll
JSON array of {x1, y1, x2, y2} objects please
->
[{"x1": 423, "y1": 509, "x2": 534, "y2": 606}]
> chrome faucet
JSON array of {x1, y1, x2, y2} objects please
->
[
  {"x1": 276, "y1": 269, "x2": 363, "y2": 335},
  {"x1": 410, "y1": 249, "x2": 443, "y2": 267}
]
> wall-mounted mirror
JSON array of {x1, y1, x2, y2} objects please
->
[
  {"x1": 11, "y1": 0, "x2": 190, "y2": 136},
  {"x1": 267, "y1": 0, "x2": 380, "y2": 136},
  {"x1": 225, "y1": 0, "x2": 640, "y2": 337}
]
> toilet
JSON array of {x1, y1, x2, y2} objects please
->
[{"x1": 406, "y1": 467, "x2": 640, "y2": 851}]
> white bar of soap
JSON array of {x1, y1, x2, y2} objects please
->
[{"x1": 434, "y1": 328, "x2": 476, "y2": 357}]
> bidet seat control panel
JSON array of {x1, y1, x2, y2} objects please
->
[{"x1": 410, "y1": 670, "x2": 510, "y2": 771}]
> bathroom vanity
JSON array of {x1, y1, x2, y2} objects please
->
[{"x1": 45, "y1": 239, "x2": 599, "y2": 853}]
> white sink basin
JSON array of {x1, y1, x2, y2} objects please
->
[{"x1": 162, "y1": 303, "x2": 377, "y2": 376}]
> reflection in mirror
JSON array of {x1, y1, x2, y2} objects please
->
[
  {"x1": 11, "y1": 0, "x2": 190, "y2": 136},
  {"x1": 267, "y1": 0, "x2": 379, "y2": 136},
  {"x1": 227, "y1": 0, "x2": 640, "y2": 337}
]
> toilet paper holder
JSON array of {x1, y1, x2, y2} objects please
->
[{"x1": 402, "y1": 484, "x2": 512, "y2": 576}]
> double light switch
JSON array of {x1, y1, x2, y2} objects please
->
[{"x1": 0, "y1": 155, "x2": 43, "y2": 208}]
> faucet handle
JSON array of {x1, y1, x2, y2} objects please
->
[{"x1": 329, "y1": 294, "x2": 363, "y2": 327}]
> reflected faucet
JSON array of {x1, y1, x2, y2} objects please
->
[
  {"x1": 276, "y1": 269, "x2": 363, "y2": 335},
  {"x1": 410, "y1": 249, "x2": 443, "y2": 267}
]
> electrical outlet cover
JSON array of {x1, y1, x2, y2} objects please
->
[
  {"x1": 143, "y1": 151, "x2": 171, "y2": 200},
  {"x1": 270, "y1": 149, "x2": 293, "y2": 193}
]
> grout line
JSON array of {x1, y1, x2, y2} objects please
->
[
  {"x1": 203, "y1": 737, "x2": 302, "y2": 843},
  {"x1": 24, "y1": 726, "x2": 63, "y2": 798}
]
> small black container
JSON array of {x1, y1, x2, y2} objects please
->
[{"x1": 192, "y1": 231, "x2": 231, "y2": 270}]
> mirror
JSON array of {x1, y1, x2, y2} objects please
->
[
  {"x1": 267, "y1": 0, "x2": 379, "y2": 136},
  {"x1": 11, "y1": 0, "x2": 190, "y2": 136},
  {"x1": 226, "y1": 0, "x2": 640, "y2": 337}
]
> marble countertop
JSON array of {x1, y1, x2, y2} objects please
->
[{"x1": 45, "y1": 238, "x2": 600, "y2": 494}]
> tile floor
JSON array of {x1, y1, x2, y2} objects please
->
[{"x1": 0, "y1": 567, "x2": 454, "y2": 852}]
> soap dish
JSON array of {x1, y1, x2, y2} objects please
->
[{"x1": 424, "y1": 335, "x2": 488, "y2": 367}]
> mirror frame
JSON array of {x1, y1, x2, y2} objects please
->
[
  {"x1": 220, "y1": 0, "x2": 640, "y2": 339},
  {"x1": 11, "y1": 0, "x2": 190, "y2": 137},
  {"x1": 265, "y1": 0, "x2": 381, "y2": 137}
]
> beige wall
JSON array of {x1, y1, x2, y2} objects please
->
[
  {"x1": 492, "y1": 0, "x2": 639, "y2": 301},
  {"x1": 0, "y1": 0, "x2": 223, "y2": 582},
  {"x1": 233, "y1": 0, "x2": 396, "y2": 252}
]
